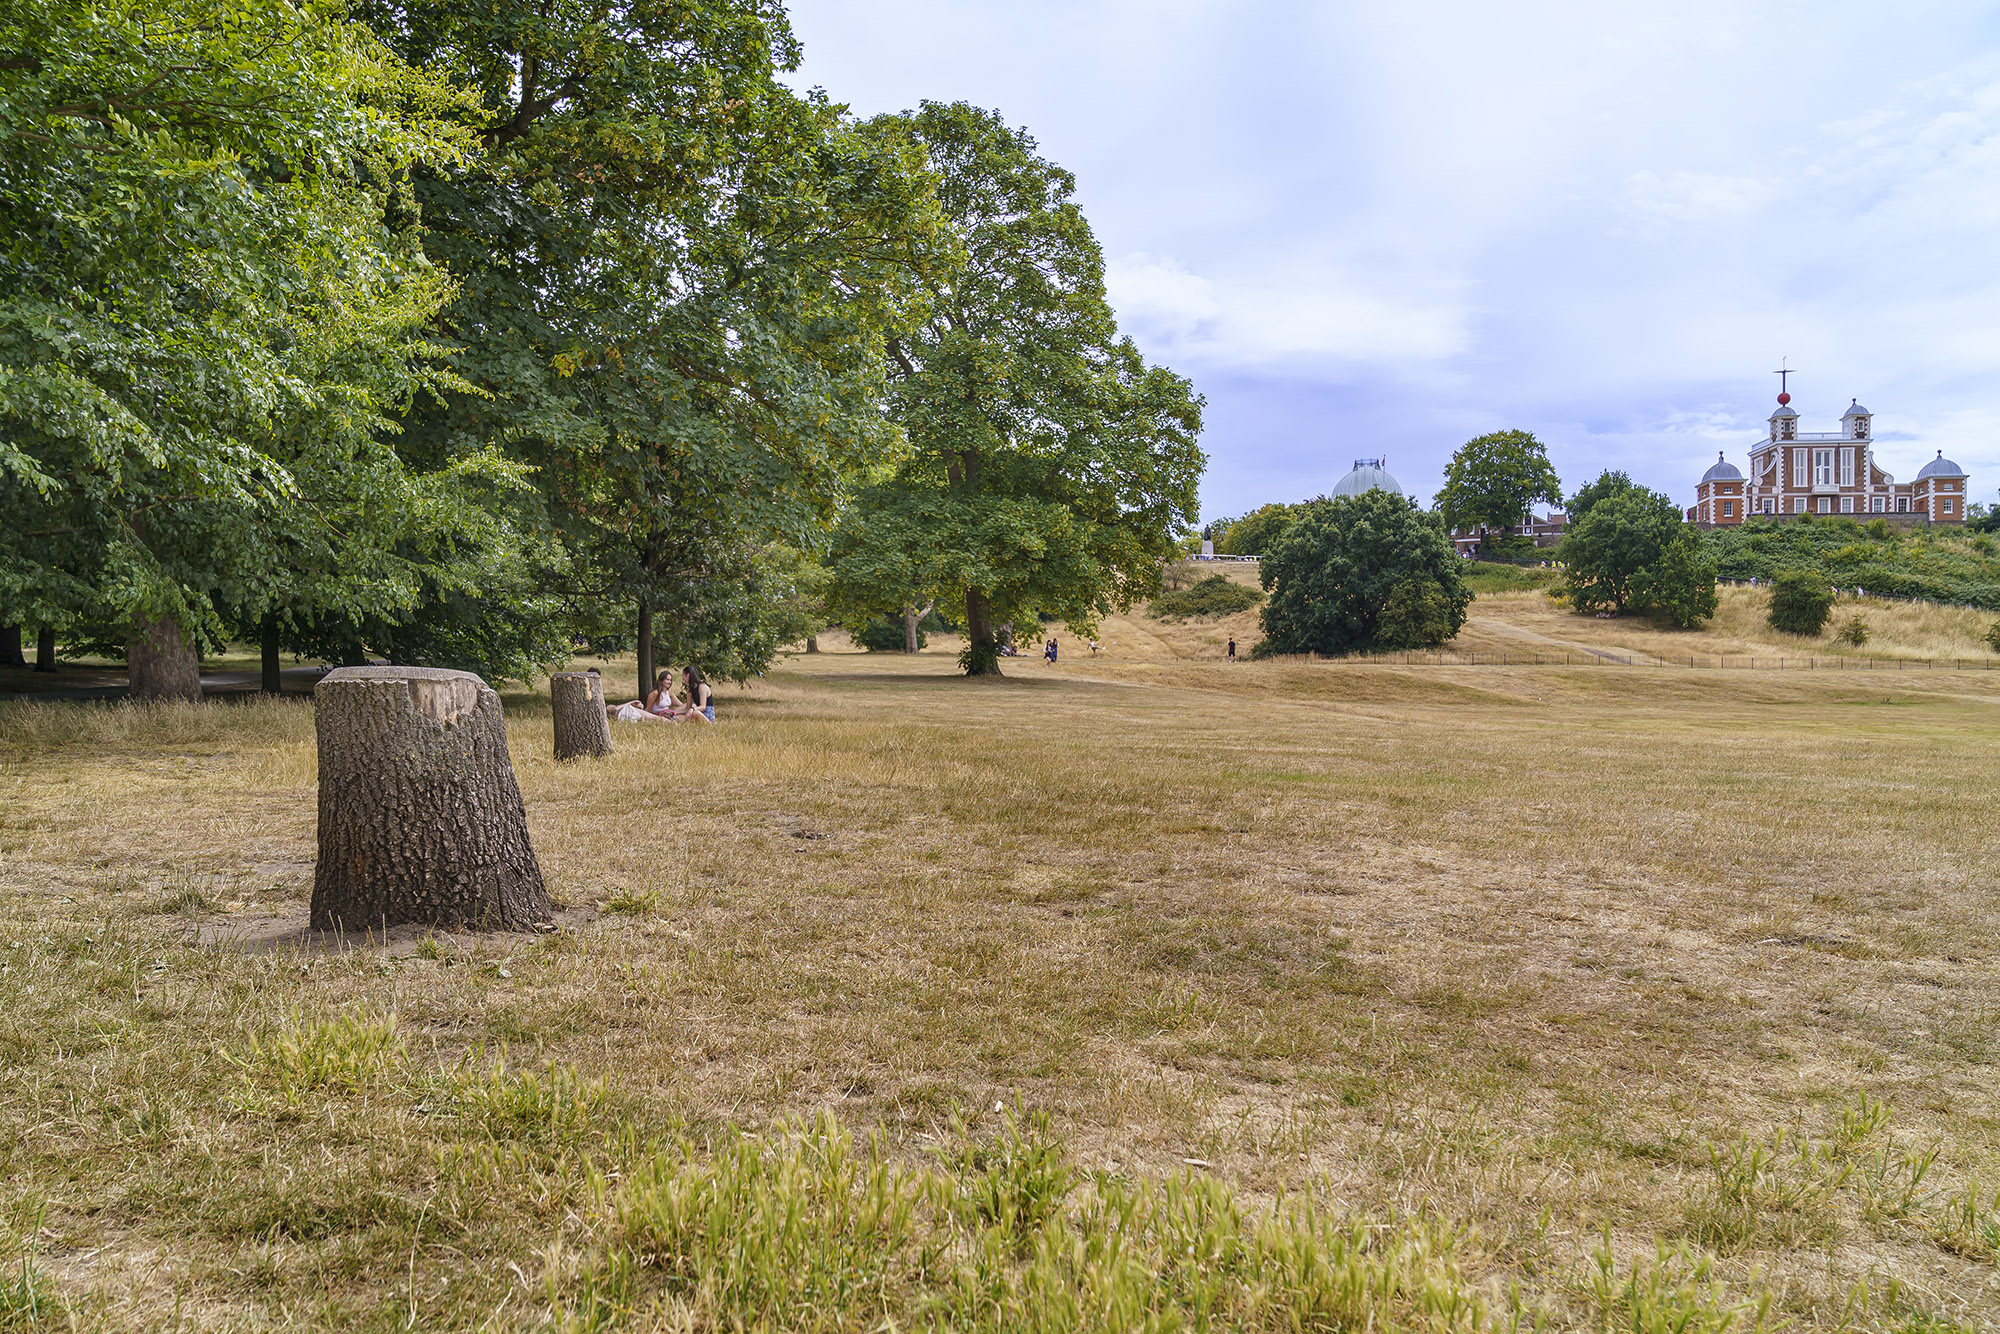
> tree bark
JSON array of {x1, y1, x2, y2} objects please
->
[
  {"x1": 903, "y1": 600, "x2": 936, "y2": 654},
  {"x1": 804, "y1": 635, "x2": 819, "y2": 654},
  {"x1": 964, "y1": 589, "x2": 1002, "y2": 675},
  {"x1": 128, "y1": 616, "x2": 200, "y2": 700},
  {"x1": 0, "y1": 625, "x2": 22, "y2": 667},
  {"x1": 261, "y1": 620, "x2": 282, "y2": 694},
  {"x1": 636, "y1": 599, "x2": 655, "y2": 704},
  {"x1": 311, "y1": 666, "x2": 554, "y2": 933},
  {"x1": 33, "y1": 626, "x2": 56, "y2": 673},
  {"x1": 550, "y1": 671, "x2": 613, "y2": 761}
]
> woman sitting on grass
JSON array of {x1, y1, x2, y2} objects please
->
[
  {"x1": 610, "y1": 670, "x2": 679, "y2": 723},
  {"x1": 675, "y1": 665, "x2": 715, "y2": 723}
]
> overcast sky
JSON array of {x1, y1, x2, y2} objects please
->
[{"x1": 785, "y1": 0, "x2": 2000, "y2": 519}]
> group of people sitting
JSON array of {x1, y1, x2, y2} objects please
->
[{"x1": 607, "y1": 664, "x2": 715, "y2": 725}]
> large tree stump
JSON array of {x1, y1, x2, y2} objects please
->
[
  {"x1": 128, "y1": 615, "x2": 200, "y2": 699},
  {"x1": 550, "y1": 671, "x2": 613, "y2": 761},
  {"x1": 311, "y1": 666, "x2": 554, "y2": 933}
]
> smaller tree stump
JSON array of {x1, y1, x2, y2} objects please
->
[
  {"x1": 312, "y1": 666, "x2": 554, "y2": 933},
  {"x1": 551, "y1": 671, "x2": 613, "y2": 761}
]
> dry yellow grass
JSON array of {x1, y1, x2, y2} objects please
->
[{"x1": 1, "y1": 645, "x2": 1997, "y2": 1327}]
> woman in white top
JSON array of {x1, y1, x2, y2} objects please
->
[{"x1": 610, "y1": 670, "x2": 679, "y2": 723}]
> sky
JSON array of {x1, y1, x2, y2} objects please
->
[{"x1": 784, "y1": 0, "x2": 2000, "y2": 519}]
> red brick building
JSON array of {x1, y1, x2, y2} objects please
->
[{"x1": 1693, "y1": 395, "x2": 1969, "y2": 526}]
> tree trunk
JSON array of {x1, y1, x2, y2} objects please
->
[
  {"x1": 128, "y1": 616, "x2": 201, "y2": 700},
  {"x1": 903, "y1": 600, "x2": 936, "y2": 654},
  {"x1": 804, "y1": 635, "x2": 819, "y2": 654},
  {"x1": 33, "y1": 626, "x2": 56, "y2": 673},
  {"x1": 964, "y1": 588, "x2": 1002, "y2": 675},
  {"x1": 261, "y1": 620, "x2": 282, "y2": 694},
  {"x1": 550, "y1": 671, "x2": 613, "y2": 761},
  {"x1": 1, "y1": 625, "x2": 22, "y2": 667},
  {"x1": 311, "y1": 666, "x2": 554, "y2": 933},
  {"x1": 636, "y1": 599, "x2": 655, "y2": 704}
]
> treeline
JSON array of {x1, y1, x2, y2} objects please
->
[{"x1": 0, "y1": 0, "x2": 1203, "y2": 695}]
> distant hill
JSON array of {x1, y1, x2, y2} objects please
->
[{"x1": 1705, "y1": 519, "x2": 2000, "y2": 610}]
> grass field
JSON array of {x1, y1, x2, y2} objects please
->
[{"x1": 2, "y1": 627, "x2": 1998, "y2": 1328}]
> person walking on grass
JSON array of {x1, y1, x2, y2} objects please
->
[{"x1": 1227, "y1": 638, "x2": 1237, "y2": 663}]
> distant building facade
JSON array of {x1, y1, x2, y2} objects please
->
[
  {"x1": 1692, "y1": 394, "x2": 1969, "y2": 526},
  {"x1": 1450, "y1": 512, "x2": 1567, "y2": 558}
]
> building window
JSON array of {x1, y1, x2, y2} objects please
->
[
  {"x1": 1854, "y1": 420, "x2": 1868, "y2": 439},
  {"x1": 1723, "y1": 500, "x2": 1735, "y2": 517},
  {"x1": 1840, "y1": 450, "x2": 1855, "y2": 486},
  {"x1": 1898, "y1": 497, "x2": 1909, "y2": 513},
  {"x1": 1763, "y1": 499, "x2": 1774, "y2": 514},
  {"x1": 1814, "y1": 450, "x2": 1835, "y2": 486},
  {"x1": 1841, "y1": 496, "x2": 1854, "y2": 513},
  {"x1": 1793, "y1": 497, "x2": 1806, "y2": 513},
  {"x1": 1871, "y1": 496, "x2": 1884, "y2": 512},
  {"x1": 1944, "y1": 498, "x2": 1954, "y2": 514},
  {"x1": 1818, "y1": 496, "x2": 1832, "y2": 514},
  {"x1": 1793, "y1": 450, "x2": 1808, "y2": 487}
]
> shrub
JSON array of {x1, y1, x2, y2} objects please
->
[
  {"x1": 1149, "y1": 575, "x2": 1262, "y2": 620},
  {"x1": 1987, "y1": 621, "x2": 2000, "y2": 654},
  {"x1": 1259, "y1": 491, "x2": 1470, "y2": 656},
  {"x1": 1836, "y1": 615, "x2": 1869, "y2": 647},
  {"x1": 1866, "y1": 517, "x2": 1891, "y2": 539},
  {"x1": 1768, "y1": 570, "x2": 1834, "y2": 636},
  {"x1": 854, "y1": 617, "x2": 922, "y2": 652}
]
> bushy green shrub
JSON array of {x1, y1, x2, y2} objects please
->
[
  {"x1": 1149, "y1": 575, "x2": 1262, "y2": 620},
  {"x1": 1986, "y1": 621, "x2": 2000, "y2": 654},
  {"x1": 1768, "y1": 570, "x2": 1834, "y2": 636},
  {"x1": 854, "y1": 617, "x2": 921, "y2": 652},
  {"x1": 1837, "y1": 615, "x2": 1869, "y2": 647}
]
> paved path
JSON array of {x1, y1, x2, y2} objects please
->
[{"x1": 0, "y1": 665, "x2": 331, "y2": 703}]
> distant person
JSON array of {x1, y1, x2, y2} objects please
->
[
  {"x1": 1089, "y1": 639, "x2": 1100, "y2": 657},
  {"x1": 1045, "y1": 637, "x2": 1058, "y2": 666},
  {"x1": 1227, "y1": 638, "x2": 1237, "y2": 663},
  {"x1": 676, "y1": 665, "x2": 715, "y2": 723},
  {"x1": 612, "y1": 670, "x2": 678, "y2": 722}
]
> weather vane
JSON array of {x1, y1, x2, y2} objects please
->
[{"x1": 1772, "y1": 358, "x2": 1797, "y2": 405}]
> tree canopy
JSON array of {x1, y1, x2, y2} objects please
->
[
  {"x1": 0, "y1": 0, "x2": 502, "y2": 693},
  {"x1": 1257, "y1": 491, "x2": 1470, "y2": 657},
  {"x1": 1558, "y1": 486, "x2": 1717, "y2": 626},
  {"x1": 1434, "y1": 430, "x2": 1563, "y2": 544},
  {"x1": 828, "y1": 103, "x2": 1204, "y2": 675},
  {"x1": 1215, "y1": 503, "x2": 1298, "y2": 557}
]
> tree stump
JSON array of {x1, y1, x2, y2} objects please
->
[
  {"x1": 311, "y1": 666, "x2": 554, "y2": 933},
  {"x1": 550, "y1": 671, "x2": 613, "y2": 761}
]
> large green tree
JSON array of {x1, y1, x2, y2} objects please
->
[
  {"x1": 1257, "y1": 491, "x2": 1470, "y2": 657},
  {"x1": 0, "y1": 0, "x2": 493, "y2": 696},
  {"x1": 358, "y1": 0, "x2": 942, "y2": 696},
  {"x1": 828, "y1": 103, "x2": 1205, "y2": 675},
  {"x1": 1558, "y1": 486, "x2": 1717, "y2": 626},
  {"x1": 1434, "y1": 430, "x2": 1563, "y2": 549}
]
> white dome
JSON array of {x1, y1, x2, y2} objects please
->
[{"x1": 1332, "y1": 458, "x2": 1403, "y2": 498}]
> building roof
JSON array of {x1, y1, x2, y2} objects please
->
[
  {"x1": 1769, "y1": 404, "x2": 1798, "y2": 419},
  {"x1": 1332, "y1": 458, "x2": 1403, "y2": 498},
  {"x1": 1916, "y1": 451, "x2": 1966, "y2": 479},
  {"x1": 1842, "y1": 399, "x2": 1871, "y2": 418},
  {"x1": 1701, "y1": 452, "x2": 1743, "y2": 483}
]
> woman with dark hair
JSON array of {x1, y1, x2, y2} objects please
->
[
  {"x1": 610, "y1": 669, "x2": 679, "y2": 722},
  {"x1": 676, "y1": 665, "x2": 715, "y2": 723}
]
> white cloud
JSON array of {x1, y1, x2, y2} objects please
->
[{"x1": 1105, "y1": 252, "x2": 1469, "y2": 371}]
